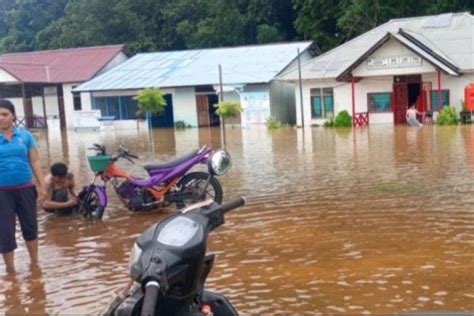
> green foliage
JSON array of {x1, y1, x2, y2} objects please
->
[
  {"x1": 1, "y1": 0, "x2": 473, "y2": 53},
  {"x1": 265, "y1": 116, "x2": 283, "y2": 130},
  {"x1": 436, "y1": 105, "x2": 459, "y2": 125},
  {"x1": 333, "y1": 110, "x2": 352, "y2": 127},
  {"x1": 323, "y1": 117, "x2": 334, "y2": 127},
  {"x1": 256, "y1": 24, "x2": 283, "y2": 44},
  {"x1": 461, "y1": 99, "x2": 466, "y2": 112},
  {"x1": 134, "y1": 88, "x2": 167, "y2": 115},
  {"x1": 174, "y1": 120, "x2": 191, "y2": 129},
  {"x1": 214, "y1": 101, "x2": 243, "y2": 119}
]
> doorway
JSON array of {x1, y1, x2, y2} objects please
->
[
  {"x1": 392, "y1": 75, "x2": 422, "y2": 124},
  {"x1": 196, "y1": 94, "x2": 220, "y2": 127}
]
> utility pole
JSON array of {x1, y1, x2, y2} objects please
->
[
  {"x1": 218, "y1": 65, "x2": 226, "y2": 148},
  {"x1": 297, "y1": 48, "x2": 305, "y2": 128}
]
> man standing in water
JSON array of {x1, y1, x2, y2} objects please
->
[{"x1": 0, "y1": 99, "x2": 46, "y2": 274}]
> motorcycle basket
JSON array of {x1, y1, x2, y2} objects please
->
[{"x1": 87, "y1": 155, "x2": 111, "y2": 172}]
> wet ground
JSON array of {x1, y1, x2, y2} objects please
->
[{"x1": 0, "y1": 125, "x2": 473, "y2": 314}]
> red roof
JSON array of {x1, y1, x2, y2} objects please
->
[{"x1": 0, "y1": 45, "x2": 127, "y2": 83}]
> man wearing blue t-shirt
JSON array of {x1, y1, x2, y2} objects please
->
[{"x1": 0, "y1": 99, "x2": 46, "y2": 274}]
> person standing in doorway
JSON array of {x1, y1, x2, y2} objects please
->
[
  {"x1": 0, "y1": 99, "x2": 46, "y2": 274},
  {"x1": 406, "y1": 103, "x2": 423, "y2": 127}
]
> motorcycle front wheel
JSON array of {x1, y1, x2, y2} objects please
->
[
  {"x1": 175, "y1": 172, "x2": 223, "y2": 208},
  {"x1": 78, "y1": 189, "x2": 106, "y2": 219}
]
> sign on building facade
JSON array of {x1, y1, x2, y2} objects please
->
[{"x1": 367, "y1": 55, "x2": 422, "y2": 70}]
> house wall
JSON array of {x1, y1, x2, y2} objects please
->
[
  {"x1": 239, "y1": 84, "x2": 270, "y2": 126},
  {"x1": 81, "y1": 92, "x2": 92, "y2": 111},
  {"x1": 63, "y1": 83, "x2": 78, "y2": 129},
  {"x1": 422, "y1": 71, "x2": 474, "y2": 109},
  {"x1": 352, "y1": 38, "x2": 437, "y2": 77},
  {"x1": 173, "y1": 87, "x2": 198, "y2": 127},
  {"x1": 296, "y1": 73, "x2": 474, "y2": 127},
  {"x1": 270, "y1": 80, "x2": 296, "y2": 124},
  {"x1": 0, "y1": 69, "x2": 18, "y2": 82},
  {"x1": 10, "y1": 98, "x2": 24, "y2": 117}
]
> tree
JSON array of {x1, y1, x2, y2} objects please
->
[
  {"x1": 134, "y1": 88, "x2": 167, "y2": 155},
  {"x1": 293, "y1": 0, "x2": 344, "y2": 51},
  {"x1": 214, "y1": 101, "x2": 243, "y2": 147},
  {"x1": 0, "y1": 0, "x2": 69, "y2": 52}
]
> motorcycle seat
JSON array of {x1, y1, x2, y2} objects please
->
[{"x1": 143, "y1": 149, "x2": 200, "y2": 171}]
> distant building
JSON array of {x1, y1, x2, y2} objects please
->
[
  {"x1": 0, "y1": 45, "x2": 130, "y2": 129},
  {"x1": 277, "y1": 12, "x2": 474, "y2": 126},
  {"x1": 74, "y1": 42, "x2": 319, "y2": 128}
]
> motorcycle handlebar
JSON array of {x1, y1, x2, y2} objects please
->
[
  {"x1": 141, "y1": 281, "x2": 160, "y2": 316},
  {"x1": 221, "y1": 196, "x2": 246, "y2": 214}
]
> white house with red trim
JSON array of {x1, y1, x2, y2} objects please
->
[
  {"x1": 277, "y1": 12, "x2": 474, "y2": 126},
  {"x1": 0, "y1": 45, "x2": 130, "y2": 129}
]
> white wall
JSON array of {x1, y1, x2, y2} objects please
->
[
  {"x1": 0, "y1": 70, "x2": 18, "y2": 83},
  {"x1": 296, "y1": 72, "x2": 474, "y2": 126},
  {"x1": 173, "y1": 87, "x2": 198, "y2": 127},
  {"x1": 9, "y1": 98, "x2": 24, "y2": 117},
  {"x1": 353, "y1": 38, "x2": 437, "y2": 77},
  {"x1": 80, "y1": 92, "x2": 92, "y2": 111},
  {"x1": 270, "y1": 80, "x2": 297, "y2": 124},
  {"x1": 422, "y1": 71, "x2": 474, "y2": 111},
  {"x1": 62, "y1": 83, "x2": 77, "y2": 128}
]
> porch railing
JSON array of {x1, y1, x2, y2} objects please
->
[
  {"x1": 15, "y1": 115, "x2": 47, "y2": 129},
  {"x1": 353, "y1": 112, "x2": 369, "y2": 127}
]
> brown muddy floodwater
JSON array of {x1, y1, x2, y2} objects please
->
[{"x1": 0, "y1": 125, "x2": 473, "y2": 315}]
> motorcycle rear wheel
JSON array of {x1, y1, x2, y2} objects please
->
[
  {"x1": 78, "y1": 189, "x2": 106, "y2": 219},
  {"x1": 175, "y1": 172, "x2": 223, "y2": 208}
]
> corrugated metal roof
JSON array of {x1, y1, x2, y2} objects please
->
[
  {"x1": 391, "y1": 32, "x2": 459, "y2": 76},
  {"x1": 74, "y1": 42, "x2": 313, "y2": 92},
  {"x1": 0, "y1": 45, "x2": 127, "y2": 83},
  {"x1": 278, "y1": 12, "x2": 473, "y2": 81}
]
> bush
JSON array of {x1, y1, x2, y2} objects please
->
[
  {"x1": 265, "y1": 116, "x2": 283, "y2": 130},
  {"x1": 214, "y1": 101, "x2": 243, "y2": 119},
  {"x1": 174, "y1": 121, "x2": 191, "y2": 129},
  {"x1": 327, "y1": 110, "x2": 352, "y2": 127},
  {"x1": 323, "y1": 117, "x2": 334, "y2": 127},
  {"x1": 436, "y1": 106, "x2": 459, "y2": 125}
]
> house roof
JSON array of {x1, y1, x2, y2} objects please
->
[
  {"x1": 74, "y1": 42, "x2": 314, "y2": 92},
  {"x1": 278, "y1": 12, "x2": 474, "y2": 82},
  {"x1": 0, "y1": 44, "x2": 128, "y2": 83}
]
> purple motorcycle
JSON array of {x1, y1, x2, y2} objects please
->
[{"x1": 78, "y1": 144, "x2": 232, "y2": 219}]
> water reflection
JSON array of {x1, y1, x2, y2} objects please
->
[{"x1": 0, "y1": 125, "x2": 473, "y2": 314}]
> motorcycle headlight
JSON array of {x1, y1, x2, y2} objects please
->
[
  {"x1": 128, "y1": 242, "x2": 142, "y2": 271},
  {"x1": 208, "y1": 149, "x2": 232, "y2": 176}
]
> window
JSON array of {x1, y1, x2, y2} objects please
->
[
  {"x1": 430, "y1": 89, "x2": 449, "y2": 111},
  {"x1": 72, "y1": 86, "x2": 82, "y2": 111},
  {"x1": 311, "y1": 88, "x2": 334, "y2": 119},
  {"x1": 368, "y1": 92, "x2": 392, "y2": 113},
  {"x1": 92, "y1": 96, "x2": 144, "y2": 120},
  {"x1": 93, "y1": 97, "x2": 107, "y2": 116}
]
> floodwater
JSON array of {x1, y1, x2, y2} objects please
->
[{"x1": 1, "y1": 125, "x2": 473, "y2": 314}]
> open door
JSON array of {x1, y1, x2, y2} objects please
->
[
  {"x1": 392, "y1": 82, "x2": 408, "y2": 124},
  {"x1": 196, "y1": 95, "x2": 210, "y2": 127}
]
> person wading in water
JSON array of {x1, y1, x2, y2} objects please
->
[{"x1": 0, "y1": 99, "x2": 46, "y2": 274}]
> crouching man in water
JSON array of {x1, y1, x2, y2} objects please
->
[{"x1": 42, "y1": 162, "x2": 78, "y2": 216}]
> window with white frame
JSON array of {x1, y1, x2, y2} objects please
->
[{"x1": 310, "y1": 88, "x2": 334, "y2": 119}]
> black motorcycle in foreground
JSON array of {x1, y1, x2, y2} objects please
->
[{"x1": 103, "y1": 196, "x2": 246, "y2": 316}]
